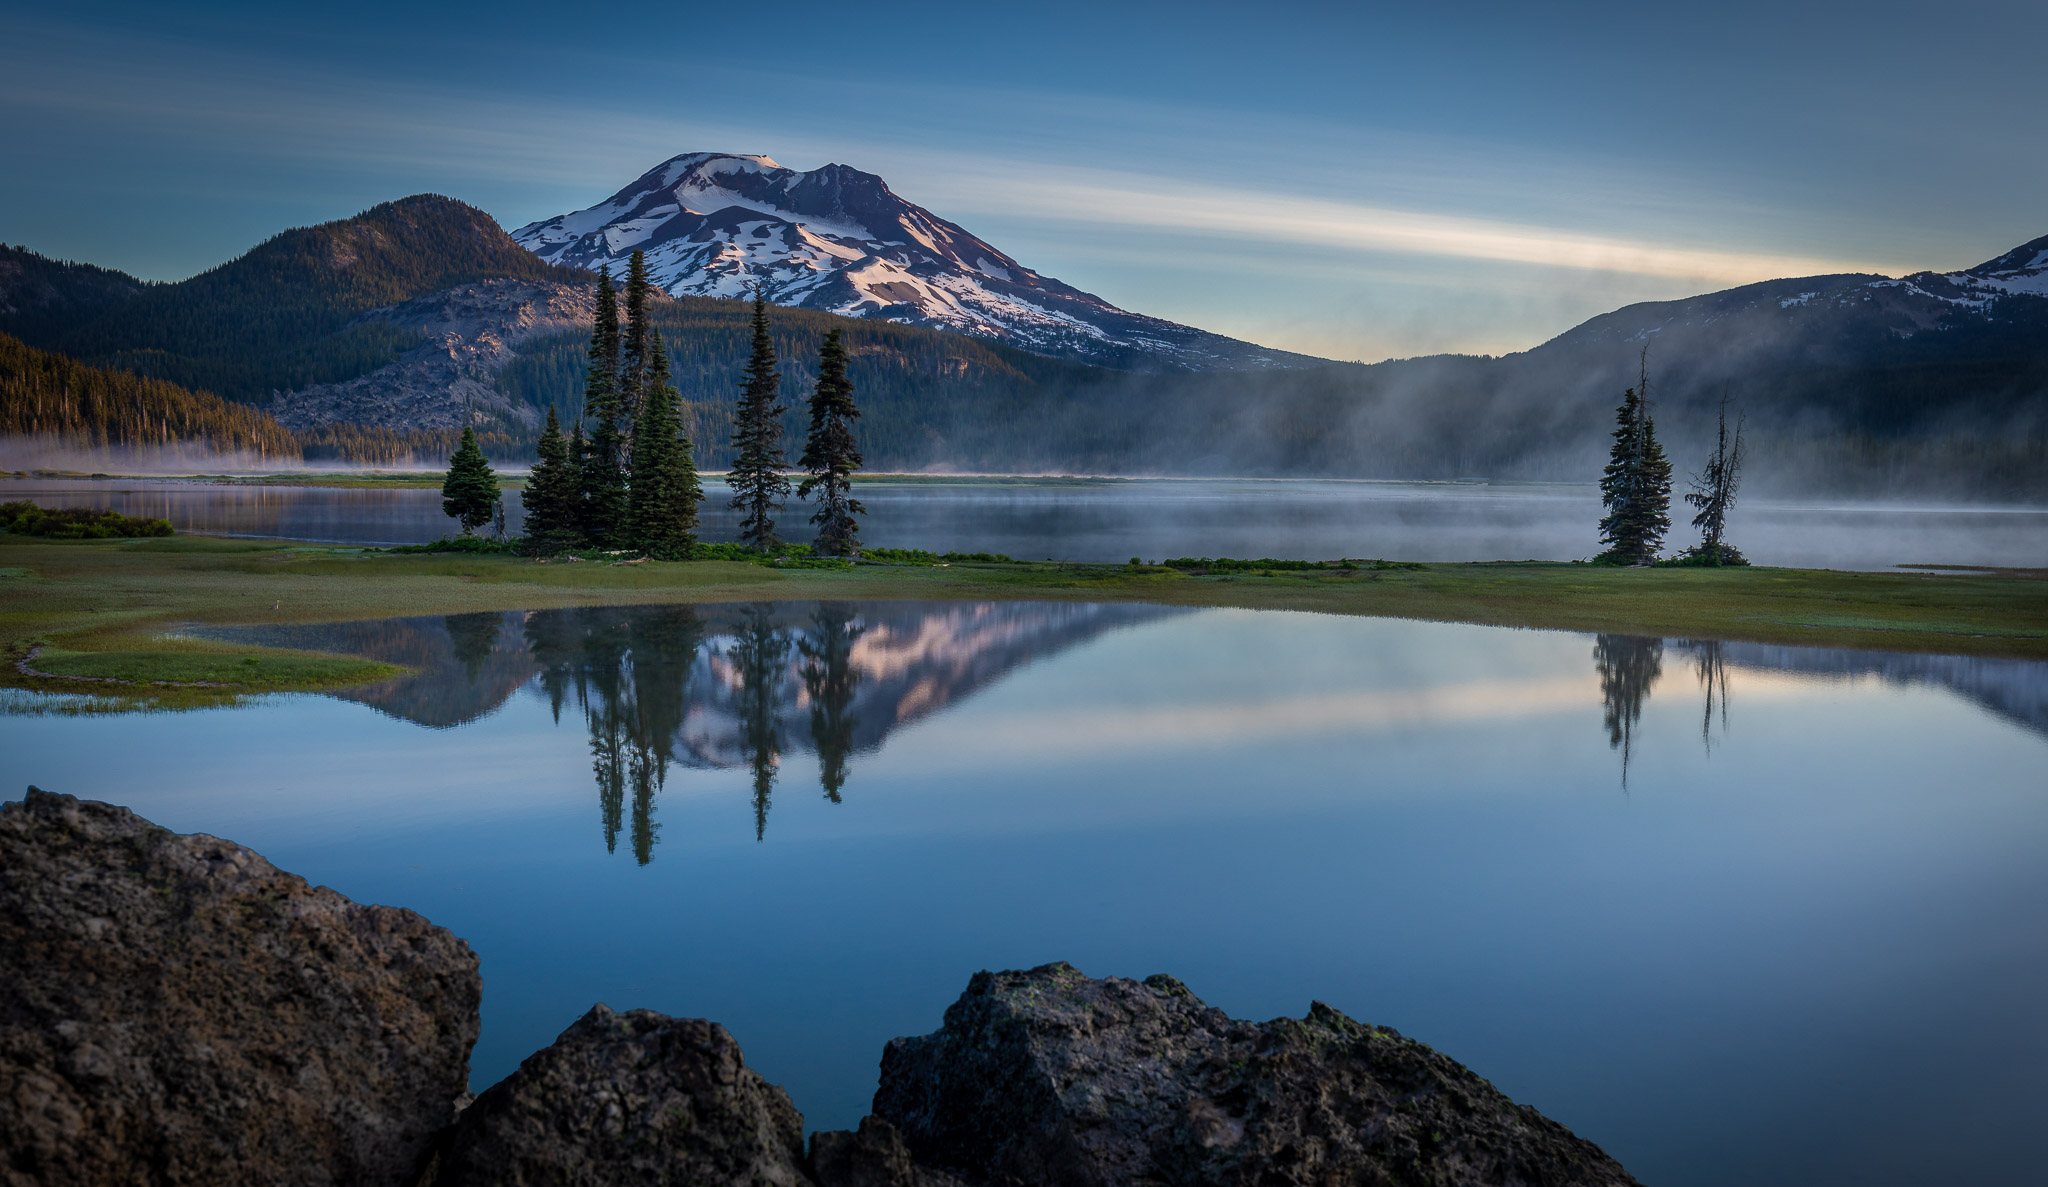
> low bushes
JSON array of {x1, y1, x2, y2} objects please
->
[
  {"x1": 0, "y1": 501, "x2": 174, "y2": 539},
  {"x1": 1161, "y1": 556, "x2": 1422, "y2": 574}
]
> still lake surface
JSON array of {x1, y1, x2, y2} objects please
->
[
  {"x1": 5, "y1": 602, "x2": 2045, "y2": 1186},
  {"x1": 7, "y1": 475, "x2": 2047, "y2": 569}
]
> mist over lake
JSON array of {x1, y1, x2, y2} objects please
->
[{"x1": 7, "y1": 475, "x2": 2044, "y2": 571}]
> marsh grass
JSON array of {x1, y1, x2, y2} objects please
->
[{"x1": 27, "y1": 643, "x2": 401, "y2": 690}]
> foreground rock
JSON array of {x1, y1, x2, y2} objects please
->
[
  {"x1": 415, "y1": 1004, "x2": 809, "y2": 1187},
  {"x1": 0, "y1": 788, "x2": 481, "y2": 1187},
  {"x1": 858, "y1": 962, "x2": 1640, "y2": 1187}
]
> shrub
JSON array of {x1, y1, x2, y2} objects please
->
[
  {"x1": 0, "y1": 501, "x2": 174, "y2": 539},
  {"x1": 386, "y1": 535, "x2": 521, "y2": 554},
  {"x1": 1161, "y1": 556, "x2": 1420, "y2": 574},
  {"x1": 1657, "y1": 544, "x2": 1751, "y2": 567},
  {"x1": 862, "y1": 547, "x2": 1015, "y2": 565}
]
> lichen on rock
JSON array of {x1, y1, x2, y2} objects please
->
[
  {"x1": 0, "y1": 786, "x2": 481, "y2": 1187},
  {"x1": 859, "y1": 961, "x2": 1641, "y2": 1187},
  {"x1": 414, "y1": 1003, "x2": 811, "y2": 1187}
]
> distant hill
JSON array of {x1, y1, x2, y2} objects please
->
[
  {"x1": 0, "y1": 247, "x2": 151, "y2": 347},
  {"x1": 5, "y1": 196, "x2": 581, "y2": 404}
]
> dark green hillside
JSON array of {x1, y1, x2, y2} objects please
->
[
  {"x1": 43, "y1": 196, "x2": 581, "y2": 403},
  {"x1": 0, "y1": 331, "x2": 298, "y2": 456},
  {"x1": 0, "y1": 246, "x2": 151, "y2": 346}
]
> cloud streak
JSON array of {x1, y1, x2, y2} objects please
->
[{"x1": 921, "y1": 166, "x2": 1889, "y2": 285}]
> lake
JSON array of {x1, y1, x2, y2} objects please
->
[
  {"x1": 6, "y1": 475, "x2": 2047, "y2": 569},
  {"x1": 4, "y1": 601, "x2": 2044, "y2": 1187}
]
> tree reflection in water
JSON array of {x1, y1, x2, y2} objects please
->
[
  {"x1": 729, "y1": 604, "x2": 790, "y2": 842},
  {"x1": 1594, "y1": 634, "x2": 1664, "y2": 787},
  {"x1": 798, "y1": 604, "x2": 863, "y2": 804},
  {"x1": 524, "y1": 607, "x2": 706, "y2": 864},
  {"x1": 443, "y1": 613, "x2": 505, "y2": 687},
  {"x1": 1691, "y1": 639, "x2": 1731, "y2": 752}
]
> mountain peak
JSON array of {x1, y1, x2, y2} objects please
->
[
  {"x1": 513, "y1": 152, "x2": 1321, "y2": 372},
  {"x1": 1965, "y1": 233, "x2": 2048, "y2": 278}
]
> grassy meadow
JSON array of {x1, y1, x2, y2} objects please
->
[{"x1": 4, "y1": 531, "x2": 2045, "y2": 704}]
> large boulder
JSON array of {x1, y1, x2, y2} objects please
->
[
  {"x1": 864, "y1": 962, "x2": 1640, "y2": 1187},
  {"x1": 0, "y1": 787, "x2": 481, "y2": 1187},
  {"x1": 415, "y1": 1004, "x2": 810, "y2": 1187}
]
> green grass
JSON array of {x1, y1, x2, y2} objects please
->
[
  {"x1": 26, "y1": 646, "x2": 401, "y2": 690},
  {"x1": 3, "y1": 532, "x2": 2045, "y2": 702}
]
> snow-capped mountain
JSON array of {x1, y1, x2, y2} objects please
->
[{"x1": 512, "y1": 152, "x2": 1320, "y2": 372}]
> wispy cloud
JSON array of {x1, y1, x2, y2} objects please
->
[{"x1": 916, "y1": 164, "x2": 1888, "y2": 285}]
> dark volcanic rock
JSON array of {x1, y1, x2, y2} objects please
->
[
  {"x1": 811, "y1": 1117, "x2": 964, "y2": 1187},
  {"x1": 0, "y1": 787, "x2": 481, "y2": 1187},
  {"x1": 868, "y1": 962, "x2": 1640, "y2": 1187},
  {"x1": 416, "y1": 1003, "x2": 810, "y2": 1187}
]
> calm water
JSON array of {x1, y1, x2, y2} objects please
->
[
  {"x1": 7, "y1": 475, "x2": 2047, "y2": 569},
  {"x1": 4, "y1": 603, "x2": 2045, "y2": 1187}
]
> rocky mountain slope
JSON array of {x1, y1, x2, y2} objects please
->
[
  {"x1": 513, "y1": 152, "x2": 1321, "y2": 372},
  {"x1": 267, "y1": 278, "x2": 596, "y2": 432}
]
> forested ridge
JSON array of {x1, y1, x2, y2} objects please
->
[
  {"x1": 0, "y1": 332, "x2": 298, "y2": 457},
  {"x1": 5, "y1": 197, "x2": 581, "y2": 403}
]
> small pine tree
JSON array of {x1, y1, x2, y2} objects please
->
[
  {"x1": 440, "y1": 424, "x2": 499, "y2": 535},
  {"x1": 1596, "y1": 369, "x2": 1672, "y2": 564},
  {"x1": 521, "y1": 406, "x2": 585, "y2": 555},
  {"x1": 728, "y1": 287, "x2": 791, "y2": 550},
  {"x1": 1679, "y1": 396, "x2": 1748, "y2": 565},
  {"x1": 798, "y1": 329, "x2": 867, "y2": 556},
  {"x1": 626, "y1": 329, "x2": 704, "y2": 559},
  {"x1": 580, "y1": 266, "x2": 630, "y2": 548}
]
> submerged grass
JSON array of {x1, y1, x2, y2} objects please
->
[{"x1": 3, "y1": 533, "x2": 2045, "y2": 700}]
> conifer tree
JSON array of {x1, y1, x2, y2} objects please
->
[
  {"x1": 728, "y1": 287, "x2": 790, "y2": 550},
  {"x1": 580, "y1": 266, "x2": 630, "y2": 547},
  {"x1": 619, "y1": 250, "x2": 653, "y2": 428},
  {"x1": 1596, "y1": 362, "x2": 1672, "y2": 564},
  {"x1": 440, "y1": 424, "x2": 499, "y2": 535},
  {"x1": 520, "y1": 405, "x2": 585, "y2": 555},
  {"x1": 798, "y1": 328, "x2": 867, "y2": 555},
  {"x1": 626, "y1": 329, "x2": 703, "y2": 559},
  {"x1": 1681, "y1": 396, "x2": 1747, "y2": 565}
]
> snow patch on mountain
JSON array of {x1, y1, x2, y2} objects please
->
[{"x1": 513, "y1": 152, "x2": 1320, "y2": 372}]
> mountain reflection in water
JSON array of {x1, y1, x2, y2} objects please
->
[
  {"x1": 205, "y1": 605, "x2": 2048, "y2": 846},
  {"x1": 215, "y1": 602, "x2": 1185, "y2": 860}
]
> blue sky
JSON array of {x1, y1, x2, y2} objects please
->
[{"x1": 3, "y1": 0, "x2": 2043, "y2": 361}]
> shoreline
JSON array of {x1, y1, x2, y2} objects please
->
[{"x1": 5, "y1": 533, "x2": 2045, "y2": 702}]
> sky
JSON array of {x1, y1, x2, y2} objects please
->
[{"x1": 2, "y1": 0, "x2": 2044, "y2": 362}]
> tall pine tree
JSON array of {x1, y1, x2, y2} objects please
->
[
  {"x1": 626, "y1": 329, "x2": 704, "y2": 559},
  {"x1": 797, "y1": 328, "x2": 866, "y2": 556},
  {"x1": 619, "y1": 250, "x2": 653, "y2": 430},
  {"x1": 520, "y1": 405, "x2": 585, "y2": 555},
  {"x1": 580, "y1": 266, "x2": 629, "y2": 548},
  {"x1": 1596, "y1": 376, "x2": 1672, "y2": 565},
  {"x1": 440, "y1": 424, "x2": 499, "y2": 535},
  {"x1": 728, "y1": 287, "x2": 791, "y2": 550}
]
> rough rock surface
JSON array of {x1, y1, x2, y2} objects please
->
[
  {"x1": 0, "y1": 787, "x2": 481, "y2": 1187},
  {"x1": 416, "y1": 1003, "x2": 810, "y2": 1187},
  {"x1": 810, "y1": 1117, "x2": 964, "y2": 1187},
  {"x1": 269, "y1": 278, "x2": 596, "y2": 432},
  {"x1": 866, "y1": 962, "x2": 1641, "y2": 1187}
]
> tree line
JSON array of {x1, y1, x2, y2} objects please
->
[
  {"x1": 0, "y1": 331, "x2": 299, "y2": 457},
  {"x1": 441, "y1": 251, "x2": 867, "y2": 557}
]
